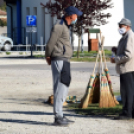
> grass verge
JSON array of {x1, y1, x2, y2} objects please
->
[
  {"x1": 33, "y1": 51, "x2": 112, "y2": 62},
  {"x1": 71, "y1": 57, "x2": 110, "y2": 62},
  {"x1": 6, "y1": 52, "x2": 11, "y2": 55},
  {"x1": 68, "y1": 103, "x2": 122, "y2": 116},
  {"x1": 34, "y1": 55, "x2": 45, "y2": 58},
  {"x1": 73, "y1": 50, "x2": 112, "y2": 57},
  {"x1": 67, "y1": 92, "x2": 121, "y2": 116}
]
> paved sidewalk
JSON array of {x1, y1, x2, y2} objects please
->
[
  {"x1": 0, "y1": 58, "x2": 83, "y2": 65},
  {"x1": 0, "y1": 59, "x2": 133, "y2": 134},
  {"x1": 0, "y1": 88, "x2": 134, "y2": 134},
  {"x1": 0, "y1": 58, "x2": 47, "y2": 65}
]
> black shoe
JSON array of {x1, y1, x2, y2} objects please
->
[
  {"x1": 114, "y1": 115, "x2": 132, "y2": 120},
  {"x1": 54, "y1": 116, "x2": 69, "y2": 127},
  {"x1": 63, "y1": 116, "x2": 75, "y2": 124}
]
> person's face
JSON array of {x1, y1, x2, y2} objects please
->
[
  {"x1": 118, "y1": 24, "x2": 130, "y2": 35},
  {"x1": 119, "y1": 24, "x2": 129, "y2": 31},
  {"x1": 70, "y1": 14, "x2": 78, "y2": 25}
]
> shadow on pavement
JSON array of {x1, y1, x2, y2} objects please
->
[
  {"x1": 0, "y1": 110, "x2": 115, "y2": 120},
  {"x1": 0, "y1": 118, "x2": 53, "y2": 126}
]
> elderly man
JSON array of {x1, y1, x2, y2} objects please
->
[
  {"x1": 111, "y1": 18, "x2": 134, "y2": 120},
  {"x1": 45, "y1": 6, "x2": 83, "y2": 126}
]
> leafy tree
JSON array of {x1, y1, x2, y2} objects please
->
[
  {"x1": 0, "y1": 19, "x2": 7, "y2": 27},
  {"x1": 0, "y1": 0, "x2": 6, "y2": 11},
  {"x1": 41, "y1": 0, "x2": 113, "y2": 57}
]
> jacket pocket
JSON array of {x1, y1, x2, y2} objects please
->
[
  {"x1": 63, "y1": 45, "x2": 66, "y2": 55},
  {"x1": 120, "y1": 63, "x2": 126, "y2": 73},
  {"x1": 60, "y1": 61, "x2": 71, "y2": 87}
]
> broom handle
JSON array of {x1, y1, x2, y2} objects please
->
[
  {"x1": 93, "y1": 51, "x2": 100, "y2": 75},
  {"x1": 100, "y1": 36, "x2": 107, "y2": 69},
  {"x1": 96, "y1": 33, "x2": 101, "y2": 74},
  {"x1": 98, "y1": 54, "x2": 101, "y2": 73},
  {"x1": 103, "y1": 49, "x2": 107, "y2": 69},
  {"x1": 99, "y1": 51, "x2": 104, "y2": 73}
]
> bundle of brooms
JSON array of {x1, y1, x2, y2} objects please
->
[{"x1": 79, "y1": 36, "x2": 119, "y2": 109}]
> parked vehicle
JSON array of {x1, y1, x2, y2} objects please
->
[{"x1": 0, "y1": 34, "x2": 13, "y2": 51}]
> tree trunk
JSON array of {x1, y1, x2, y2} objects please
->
[{"x1": 77, "y1": 36, "x2": 81, "y2": 58}]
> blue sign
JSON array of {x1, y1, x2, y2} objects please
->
[{"x1": 26, "y1": 15, "x2": 37, "y2": 26}]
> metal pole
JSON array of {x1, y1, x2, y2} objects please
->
[
  {"x1": 81, "y1": 28, "x2": 84, "y2": 53},
  {"x1": 31, "y1": 27, "x2": 33, "y2": 57}
]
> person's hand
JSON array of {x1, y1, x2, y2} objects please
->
[
  {"x1": 46, "y1": 57, "x2": 51, "y2": 65},
  {"x1": 110, "y1": 57, "x2": 115, "y2": 63}
]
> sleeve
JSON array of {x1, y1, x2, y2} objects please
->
[
  {"x1": 45, "y1": 25, "x2": 63, "y2": 57},
  {"x1": 115, "y1": 36, "x2": 134, "y2": 65}
]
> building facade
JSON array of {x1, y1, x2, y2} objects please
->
[{"x1": 4, "y1": 0, "x2": 134, "y2": 50}]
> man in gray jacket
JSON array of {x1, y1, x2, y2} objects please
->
[
  {"x1": 111, "y1": 18, "x2": 134, "y2": 120},
  {"x1": 45, "y1": 6, "x2": 83, "y2": 126}
]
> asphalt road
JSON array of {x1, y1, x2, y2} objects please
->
[{"x1": 0, "y1": 62, "x2": 118, "y2": 76}]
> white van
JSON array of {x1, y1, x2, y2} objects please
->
[{"x1": 0, "y1": 34, "x2": 13, "y2": 51}]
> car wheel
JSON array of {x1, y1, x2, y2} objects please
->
[{"x1": 3, "y1": 42, "x2": 12, "y2": 51}]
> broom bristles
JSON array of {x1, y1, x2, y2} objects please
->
[
  {"x1": 105, "y1": 69, "x2": 119, "y2": 105},
  {"x1": 99, "y1": 74, "x2": 116, "y2": 108},
  {"x1": 79, "y1": 93, "x2": 90, "y2": 108},
  {"x1": 88, "y1": 74, "x2": 100, "y2": 104},
  {"x1": 99, "y1": 85, "x2": 108, "y2": 108},
  {"x1": 79, "y1": 75, "x2": 95, "y2": 108}
]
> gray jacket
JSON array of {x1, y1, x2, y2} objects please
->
[
  {"x1": 45, "y1": 19, "x2": 73, "y2": 61},
  {"x1": 115, "y1": 29, "x2": 134, "y2": 74}
]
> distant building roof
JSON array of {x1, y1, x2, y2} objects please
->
[{"x1": 0, "y1": 9, "x2": 7, "y2": 15}]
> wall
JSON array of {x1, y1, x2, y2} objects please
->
[
  {"x1": 22, "y1": 0, "x2": 54, "y2": 45},
  {"x1": 124, "y1": 0, "x2": 134, "y2": 30},
  {"x1": 6, "y1": 4, "x2": 17, "y2": 40}
]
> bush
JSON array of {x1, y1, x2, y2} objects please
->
[
  {"x1": 0, "y1": 19, "x2": 7, "y2": 27},
  {"x1": 0, "y1": 2, "x2": 6, "y2": 11},
  {"x1": 6, "y1": 52, "x2": 11, "y2": 55}
]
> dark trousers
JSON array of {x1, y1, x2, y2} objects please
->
[{"x1": 120, "y1": 72, "x2": 134, "y2": 117}]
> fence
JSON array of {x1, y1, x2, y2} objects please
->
[{"x1": 0, "y1": 44, "x2": 46, "y2": 52}]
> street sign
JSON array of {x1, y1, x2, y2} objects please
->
[
  {"x1": 26, "y1": 15, "x2": 37, "y2": 26},
  {"x1": 26, "y1": 15, "x2": 37, "y2": 57},
  {"x1": 26, "y1": 27, "x2": 37, "y2": 33}
]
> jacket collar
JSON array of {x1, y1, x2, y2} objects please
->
[
  {"x1": 62, "y1": 16, "x2": 70, "y2": 28},
  {"x1": 122, "y1": 29, "x2": 132, "y2": 39}
]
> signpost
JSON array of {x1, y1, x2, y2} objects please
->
[{"x1": 26, "y1": 15, "x2": 37, "y2": 57}]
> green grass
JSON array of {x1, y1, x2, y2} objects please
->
[
  {"x1": 19, "y1": 52, "x2": 23, "y2": 55},
  {"x1": 6, "y1": 52, "x2": 11, "y2": 55},
  {"x1": 71, "y1": 57, "x2": 97, "y2": 62},
  {"x1": 71, "y1": 57, "x2": 110, "y2": 62},
  {"x1": 68, "y1": 103, "x2": 122, "y2": 116},
  {"x1": 73, "y1": 51, "x2": 97, "y2": 57},
  {"x1": 34, "y1": 55, "x2": 45, "y2": 58},
  {"x1": 73, "y1": 51, "x2": 112, "y2": 58},
  {"x1": 72, "y1": 51, "x2": 111, "y2": 62},
  {"x1": 114, "y1": 92, "x2": 120, "y2": 96},
  {"x1": 67, "y1": 92, "x2": 121, "y2": 116},
  {"x1": 0, "y1": 3, "x2": 6, "y2": 11},
  {"x1": 32, "y1": 51, "x2": 112, "y2": 62}
]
